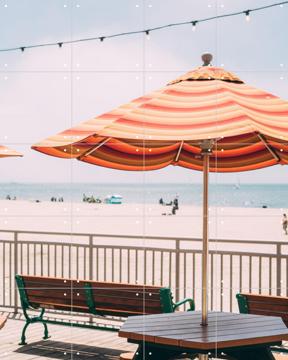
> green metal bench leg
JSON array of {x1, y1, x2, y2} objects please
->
[
  {"x1": 225, "y1": 346, "x2": 276, "y2": 360},
  {"x1": 19, "y1": 321, "x2": 30, "y2": 345},
  {"x1": 19, "y1": 319, "x2": 49, "y2": 345},
  {"x1": 42, "y1": 321, "x2": 50, "y2": 340},
  {"x1": 16, "y1": 275, "x2": 51, "y2": 345},
  {"x1": 19, "y1": 308, "x2": 50, "y2": 345}
]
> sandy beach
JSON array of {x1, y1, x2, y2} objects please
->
[
  {"x1": 0, "y1": 199, "x2": 286, "y2": 242},
  {"x1": 0, "y1": 200, "x2": 287, "y2": 314}
]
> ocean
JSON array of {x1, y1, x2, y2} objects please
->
[{"x1": 0, "y1": 183, "x2": 287, "y2": 209}]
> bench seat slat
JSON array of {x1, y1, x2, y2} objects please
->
[
  {"x1": 241, "y1": 293, "x2": 288, "y2": 305},
  {"x1": 89, "y1": 287, "x2": 161, "y2": 297},
  {"x1": 22, "y1": 276, "x2": 162, "y2": 291},
  {"x1": 248, "y1": 301, "x2": 288, "y2": 313},
  {"x1": 22, "y1": 280, "x2": 162, "y2": 296},
  {"x1": 27, "y1": 295, "x2": 163, "y2": 313},
  {"x1": 29, "y1": 298, "x2": 162, "y2": 314},
  {"x1": 31, "y1": 301, "x2": 161, "y2": 316},
  {"x1": 25, "y1": 289, "x2": 163, "y2": 305}
]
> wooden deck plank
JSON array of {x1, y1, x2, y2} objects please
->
[{"x1": 0, "y1": 313, "x2": 137, "y2": 360}]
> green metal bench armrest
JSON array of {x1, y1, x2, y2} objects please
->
[
  {"x1": 173, "y1": 298, "x2": 195, "y2": 311},
  {"x1": 236, "y1": 293, "x2": 249, "y2": 314}
]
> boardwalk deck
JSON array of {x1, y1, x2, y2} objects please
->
[
  {"x1": 0, "y1": 312, "x2": 136, "y2": 360},
  {"x1": 1, "y1": 311, "x2": 288, "y2": 360}
]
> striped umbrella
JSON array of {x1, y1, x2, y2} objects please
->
[
  {"x1": 32, "y1": 54, "x2": 288, "y2": 326},
  {"x1": 0, "y1": 145, "x2": 22, "y2": 158}
]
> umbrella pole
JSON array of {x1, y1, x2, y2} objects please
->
[{"x1": 201, "y1": 151, "x2": 209, "y2": 326}]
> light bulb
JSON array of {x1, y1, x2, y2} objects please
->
[{"x1": 245, "y1": 10, "x2": 251, "y2": 22}]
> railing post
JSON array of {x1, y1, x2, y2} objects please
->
[
  {"x1": 14, "y1": 231, "x2": 18, "y2": 314},
  {"x1": 175, "y1": 240, "x2": 180, "y2": 302},
  {"x1": 88, "y1": 235, "x2": 93, "y2": 324},
  {"x1": 276, "y1": 243, "x2": 281, "y2": 296},
  {"x1": 89, "y1": 235, "x2": 93, "y2": 281}
]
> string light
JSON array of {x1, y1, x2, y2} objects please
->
[
  {"x1": 244, "y1": 10, "x2": 251, "y2": 21},
  {"x1": 145, "y1": 30, "x2": 150, "y2": 39},
  {"x1": 0, "y1": 0, "x2": 286, "y2": 53},
  {"x1": 192, "y1": 21, "x2": 198, "y2": 31}
]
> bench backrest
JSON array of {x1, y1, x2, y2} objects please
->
[
  {"x1": 237, "y1": 293, "x2": 288, "y2": 327},
  {"x1": 16, "y1": 275, "x2": 175, "y2": 317}
]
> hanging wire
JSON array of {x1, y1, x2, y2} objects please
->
[{"x1": 0, "y1": 0, "x2": 287, "y2": 53}]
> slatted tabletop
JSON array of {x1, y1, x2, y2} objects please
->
[{"x1": 119, "y1": 311, "x2": 288, "y2": 351}]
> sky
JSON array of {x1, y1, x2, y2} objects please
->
[{"x1": 0, "y1": 0, "x2": 288, "y2": 183}]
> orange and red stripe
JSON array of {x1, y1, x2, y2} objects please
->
[
  {"x1": 0, "y1": 145, "x2": 22, "y2": 158},
  {"x1": 32, "y1": 66, "x2": 288, "y2": 172}
]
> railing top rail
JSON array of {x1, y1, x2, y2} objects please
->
[
  {"x1": 0, "y1": 239, "x2": 282, "y2": 257},
  {"x1": 0, "y1": 229, "x2": 284, "y2": 245}
]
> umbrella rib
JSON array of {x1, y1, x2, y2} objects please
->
[
  {"x1": 174, "y1": 141, "x2": 184, "y2": 162},
  {"x1": 78, "y1": 137, "x2": 111, "y2": 160},
  {"x1": 257, "y1": 133, "x2": 280, "y2": 162}
]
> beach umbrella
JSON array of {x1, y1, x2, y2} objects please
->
[
  {"x1": 32, "y1": 54, "x2": 288, "y2": 327},
  {"x1": 0, "y1": 145, "x2": 22, "y2": 158}
]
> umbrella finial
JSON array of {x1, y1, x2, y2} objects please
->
[{"x1": 202, "y1": 53, "x2": 213, "y2": 66}]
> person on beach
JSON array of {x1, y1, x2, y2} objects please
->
[
  {"x1": 282, "y1": 214, "x2": 288, "y2": 235},
  {"x1": 173, "y1": 197, "x2": 179, "y2": 210}
]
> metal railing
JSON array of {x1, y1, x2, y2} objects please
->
[{"x1": 0, "y1": 229, "x2": 287, "y2": 314}]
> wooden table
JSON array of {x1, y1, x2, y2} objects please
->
[{"x1": 119, "y1": 311, "x2": 288, "y2": 360}]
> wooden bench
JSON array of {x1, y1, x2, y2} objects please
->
[
  {"x1": 16, "y1": 274, "x2": 194, "y2": 345},
  {"x1": 0, "y1": 315, "x2": 7, "y2": 330},
  {"x1": 237, "y1": 293, "x2": 288, "y2": 354}
]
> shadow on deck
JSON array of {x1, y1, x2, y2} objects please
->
[
  {"x1": 0, "y1": 311, "x2": 136, "y2": 359},
  {"x1": 15, "y1": 340, "x2": 123, "y2": 359}
]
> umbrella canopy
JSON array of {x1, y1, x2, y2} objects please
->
[
  {"x1": 32, "y1": 54, "x2": 288, "y2": 328},
  {"x1": 0, "y1": 145, "x2": 22, "y2": 158},
  {"x1": 33, "y1": 63, "x2": 288, "y2": 173}
]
